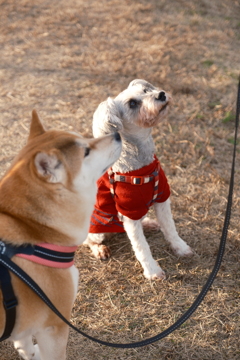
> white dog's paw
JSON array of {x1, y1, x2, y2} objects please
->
[
  {"x1": 141, "y1": 217, "x2": 160, "y2": 231},
  {"x1": 171, "y1": 238, "x2": 194, "y2": 257},
  {"x1": 143, "y1": 263, "x2": 166, "y2": 280},
  {"x1": 91, "y1": 243, "x2": 111, "y2": 260}
]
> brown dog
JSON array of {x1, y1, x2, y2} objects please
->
[{"x1": 0, "y1": 110, "x2": 121, "y2": 360}]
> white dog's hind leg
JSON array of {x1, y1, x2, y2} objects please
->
[
  {"x1": 14, "y1": 337, "x2": 40, "y2": 360},
  {"x1": 154, "y1": 199, "x2": 193, "y2": 256},
  {"x1": 84, "y1": 233, "x2": 111, "y2": 260},
  {"x1": 122, "y1": 215, "x2": 166, "y2": 280},
  {"x1": 141, "y1": 216, "x2": 160, "y2": 231}
]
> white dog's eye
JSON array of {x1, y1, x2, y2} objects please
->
[
  {"x1": 84, "y1": 147, "x2": 90, "y2": 157},
  {"x1": 144, "y1": 88, "x2": 153, "y2": 94},
  {"x1": 129, "y1": 99, "x2": 138, "y2": 109}
]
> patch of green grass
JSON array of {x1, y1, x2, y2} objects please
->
[
  {"x1": 208, "y1": 101, "x2": 220, "y2": 109},
  {"x1": 202, "y1": 59, "x2": 214, "y2": 67},
  {"x1": 196, "y1": 113, "x2": 204, "y2": 119},
  {"x1": 223, "y1": 111, "x2": 235, "y2": 123},
  {"x1": 227, "y1": 138, "x2": 239, "y2": 145},
  {"x1": 229, "y1": 72, "x2": 239, "y2": 80}
]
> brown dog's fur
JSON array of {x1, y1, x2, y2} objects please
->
[{"x1": 0, "y1": 110, "x2": 121, "y2": 360}]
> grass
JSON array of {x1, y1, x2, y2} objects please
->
[
  {"x1": 227, "y1": 138, "x2": 239, "y2": 145},
  {"x1": 202, "y1": 60, "x2": 214, "y2": 67},
  {"x1": 223, "y1": 111, "x2": 235, "y2": 123}
]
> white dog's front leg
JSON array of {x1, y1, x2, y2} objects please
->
[
  {"x1": 154, "y1": 199, "x2": 193, "y2": 256},
  {"x1": 84, "y1": 233, "x2": 111, "y2": 260},
  {"x1": 122, "y1": 215, "x2": 166, "y2": 280}
]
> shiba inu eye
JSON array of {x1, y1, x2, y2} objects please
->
[{"x1": 84, "y1": 147, "x2": 90, "y2": 157}]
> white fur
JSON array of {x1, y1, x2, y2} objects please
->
[
  {"x1": 154, "y1": 200, "x2": 193, "y2": 257},
  {"x1": 121, "y1": 215, "x2": 166, "y2": 280},
  {"x1": 14, "y1": 338, "x2": 40, "y2": 360},
  {"x1": 85, "y1": 79, "x2": 193, "y2": 280}
]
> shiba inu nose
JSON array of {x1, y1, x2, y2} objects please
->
[
  {"x1": 157, "y1": 91, "x2": 166, "y2": 102},
  {"x1": 114, "y1": 132, "x2": 121, "y2": 142}
]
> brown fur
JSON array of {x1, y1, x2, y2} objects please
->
[{"x1": 0, "y1": 110, "x2": 121, "y2": 360}]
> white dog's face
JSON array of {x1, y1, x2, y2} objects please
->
[
  {"x1": 115, "y1": 79, "x2": 172, "y2": 128},
  {"x1": 92, "y1": 79, "x2": 172, "y2": 137}
]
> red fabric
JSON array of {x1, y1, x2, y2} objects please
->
[{"x1": 89, "y1": 156, "x2": 170, "y2": 233}]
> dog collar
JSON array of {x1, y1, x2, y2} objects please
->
[
  {"x1": 0, "y1": 240, "x2": 77, "y2": 269},
  {"x1": 108, "y1": 155, "x2": 160, "y2": 202},
  {"x1": 109, "y1": 171, "x2": 155, "y2": 185}
]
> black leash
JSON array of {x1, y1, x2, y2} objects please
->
[{"x1": 0, "y1": 77, "x2": 239, "y2": 347}]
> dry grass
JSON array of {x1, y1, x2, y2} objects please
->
[{"x1": 0, "y1": 0, "x2": 240, "y2": 359}]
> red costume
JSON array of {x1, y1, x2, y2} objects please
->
[{"x1": 89, "y1": 156, "x2": 170, "y2": 233}]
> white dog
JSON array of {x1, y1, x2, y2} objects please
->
[{"x1": 85, "y1": 79, "x2": 193, "y2": 280}]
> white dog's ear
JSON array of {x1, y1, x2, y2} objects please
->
[
  {"x1": 92, "y1": 97, "x2": 123, "y2": 138},
  {"x1": 128, "y1": 79, "x2": 155, "y2": 90},
  {"x1": 128, "y1": 79, "x2": 143, "y2": 88}
]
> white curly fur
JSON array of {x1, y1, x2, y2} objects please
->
[{"x1": 85, "y1": 79, "x2": 193, "y2": 280}]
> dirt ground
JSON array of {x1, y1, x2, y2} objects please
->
[{"x1": 0, "y1": 0, "x2": 240, "y2": 359}]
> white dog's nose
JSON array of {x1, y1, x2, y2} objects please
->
[{"x1": 157, "y1": 91, "x2": 166, "y2": 102}]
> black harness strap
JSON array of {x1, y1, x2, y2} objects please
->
[
  {"x1": 33, "y1": 245, "x2": 75, "y2": 263},
  {"x1": 0, "y1": 77, "x2": 239, "y2": 347},
  {"x1": 0, "y1": 241, "x2": 76, "y2": 341},
  {"x1": 0, "y1": 264, "x2": 18, "y2": 341}
]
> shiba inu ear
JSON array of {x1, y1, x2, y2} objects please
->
[
  {"x1": 34, "y1": 152, "x2": 65, "y2": 183},
  {"x1": 92, "y1": 97, "x2": 123, "y2": 138},
  {"x1": 28, "y1": 109, "x2": 46, "y2": 141}
]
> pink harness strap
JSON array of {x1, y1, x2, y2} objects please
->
[{"x1": 16, "y1": 243, "x2": 78, "y2": 269}]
